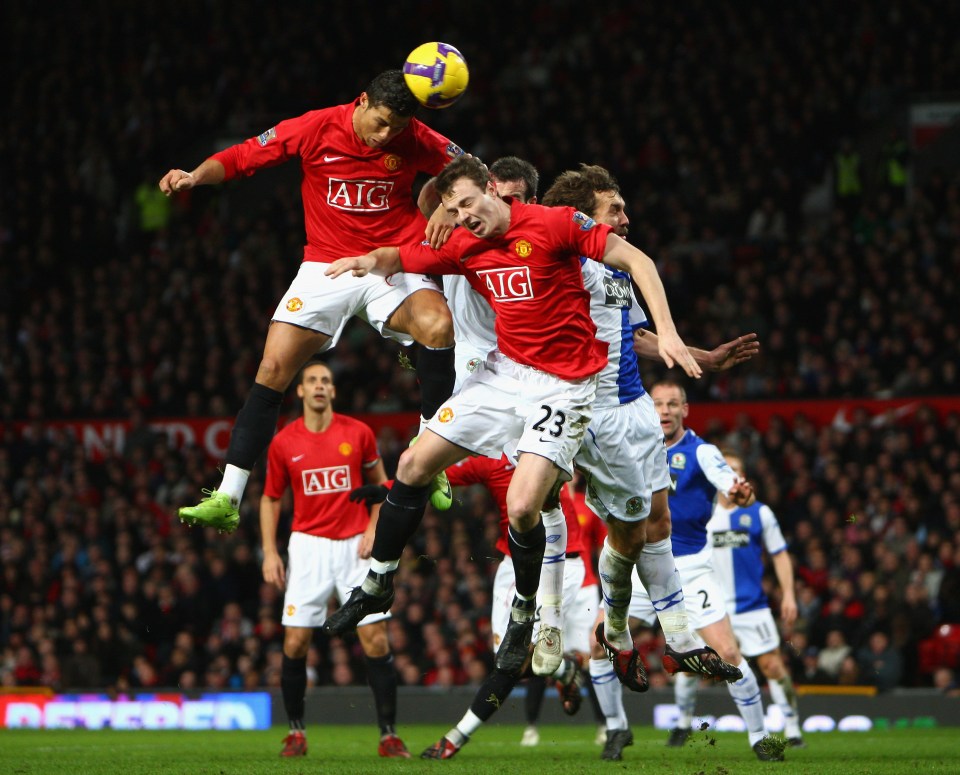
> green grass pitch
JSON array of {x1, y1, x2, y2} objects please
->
[{"x1": 1, "y1": 725, "x2": 957, "y2": 774}]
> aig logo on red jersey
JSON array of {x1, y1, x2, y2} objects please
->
[
  {"x1": 476, "y1": 266, "x2": 533, "y2": 302},
  {"x1": 301, "y1": 466, "x2": 351, "y2": 495},
  {"x1": 327, "y1": 179, "x2": 395, "y2": 212}
]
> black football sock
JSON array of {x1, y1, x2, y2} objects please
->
[
  {"x1": 524, "y1": 675, "x2": 547, "y2": 725},
  {"x1": 226, "y1": 383, "x2": 283, "y2": 469},
  {"x1": 281, "y1": 655, "x2": 307, "y2": 730},
  {"x1": 365, "y1": 652, "x2": 398, "y2": 735},
  {"x1": 469, "y1": 668, "x2": 518, "y2": 722},
  {"x1": 370, "y1": 480, "x2": 430, "y2": 562},
  {"x1": 416, "y1": 345, "x2": 455, "y2": 421},
  {"x1": 508, "y1": 519, "x2": 546, "y2": 599}
]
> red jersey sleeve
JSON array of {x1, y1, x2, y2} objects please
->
[
  {"x1": 211, "y1": 111, "x2": 321, "y2": 180},
  {"x1": 263, "y1": 434, "x2": 291, "y2": 499},
  {"x1": 397, "y1": 229, "x2": 469, "y2": 275},
  {"x1": 546, "y1": 205, "x2": 613, "y2": 261},
  {"x1": 411, "y1": 121, "x2": 462, "y2": 177}
]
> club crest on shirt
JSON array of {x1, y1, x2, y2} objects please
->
[
  {"x1": 626, "y1": 496, "x2": 644, "y2": 515},
  {"x1": 466, "y1": 357, "x2": 481, "y2": 372},
  {"x1": 257, "y1": 127, "x2": 277, "y2": 146},
  {"x1": 739, "y1": 514, "x2": 752, "y2": 528},
  {"x1": 286, "y1": 604, "x2": 296, "y2": 617},
  {"x1": 286, "y1": 297, "x2": 303, "y2": 312},
  {"x1": 670, "y1": 452, "x2": 686, "y2": 469},
  {"x1": 438, "y1": 407, "x2": 455, "y2": 423},
  {"x1": 514, "y1": 239, "x2": 533, "y2": 258},
  {"x1": 339, "y1": 442, "x2": 353, "y2": 456},
  {"x1": 572, "y1": 211, "x2": 596, "y2": 230},
  {"x1": 383, "y1": 154, "x2": 401, "y2": 171}
]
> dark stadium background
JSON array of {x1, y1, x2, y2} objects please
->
[{"x1": 2, "y1": 0, "x2": 959, "y2": 715}]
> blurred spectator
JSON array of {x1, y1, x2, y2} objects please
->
[
  {"x1": 817, "y1": 630, "x2": 852, "y2": 679},
  {"x1": 857, "y1": 631, "x2": 903, "y2": 692}
]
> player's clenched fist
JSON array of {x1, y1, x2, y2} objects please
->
[{"x1": 158, "y1": 169, "x2": 195, "y2": 195}]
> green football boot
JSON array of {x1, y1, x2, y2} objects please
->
[{"x1": 178, "y1": 489, "x2": 240, "y2": 533}]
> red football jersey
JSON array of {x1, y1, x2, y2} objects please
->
[
  {"x1": 445, "y1": 455, "x2": 583, "y2": 558},
  {"x1": 211, "y1": 100, "x2": 458, "y2": 261},
  {"x1": 400, "y1": 201, "x2": 612, "y2": 380},
  {"x1": 264, "y1": 415, "x2": 380, "y2": 538}
]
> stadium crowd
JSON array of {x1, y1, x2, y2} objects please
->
[{"x1": 1, "y1": 0, "x2": 959, "y2": 697}]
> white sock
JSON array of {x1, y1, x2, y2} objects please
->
[
  {"x1": 673, "y1": 671, "x2": 698, "y2": 729},
  {"x1": 538, "y1": 507, "x2": 567, "y2": 629},
  {"x1": 219, "y1": 464, "x2": 249, "y2": 504},
  {"x1": 589, "y1": 658, "x2": 627, "y2": 730},
  {"x1": 769, "y1": 676, "x2": 802, "y2": 738},
  {"x1": 453, "y1": 709, "x2": 482, "y2": 742},
  {"x1": 637, "y1": 538, "x2": 696, "y2": 650},
  {"x1": 727, "y1": 658, "x2": 767, "y2": 746},
  {"x1": 369, "y1": 558, "x2": 399, "y2": 575},
  {"x1": 597, "y1": 540, "x2": 634, "y2": 648}
]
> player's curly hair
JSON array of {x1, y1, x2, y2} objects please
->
[
  {"x1": 434, "y1": 155, "x2": 490, "y2": 200},
  {"x1": 541, "y1": 164, "x2": 621, "y2": 216},
  {"x1": 366, "y1": 70, "x2": 420, "y2": 117}
]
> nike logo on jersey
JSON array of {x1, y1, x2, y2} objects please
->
[
  {"x1": 292, "y1": 454, "x2": 306, "y2": 462},
  {"x1": 323, "y1": 155, "x2": 345, "y2": 162}
]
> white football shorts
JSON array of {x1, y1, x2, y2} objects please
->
[
  {"x1": 566, "y1": 581, "x2": 600, "y2": 656},
  {"x1": 281, "y1": 531, "x2": 390, "y2": 629},
  {"x1": 428, "y1": 350, "x2": 597, "y2": 479},
  {"x1": 575, "y1": 392, "x2": 670, "y2": 523},
  {"x1": 272, "y1": 261, "x2": 442, "y2": 349},
  {"x1": 729, "y1": 607, "x2": 781, "y2": 657}
]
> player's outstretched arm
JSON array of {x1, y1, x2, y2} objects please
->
[
  {"x1": 158, "y1": 158, "x2": 226, "y2": 195},
  {"x1": 602, "y1": 234, "x2": 701, "y2": 378},
  {"x1": 325, "y1": 248, "x2": 402, "y2": 278},
  {"x1": 633, "y1": 330, "x2": 759, "y2": 371}
]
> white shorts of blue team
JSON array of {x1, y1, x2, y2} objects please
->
[
  {"x1": 452, "y1": 337, "x2": 496, "y2": 394},
  {"x1": 428, "y1": 350, "x2": 597, "y2": 480},
  {"x1": 575, "y1": 393, "x2": 670, "y2": 523},
  {"x1": 272, "y1": 261, "x2": 442, "y2": 350},
  {"x1": 491, "y1": 554, "x2": 590, "y2": 656},
  {"x1": 625, "y1": 545, "x2": 727, "y2": 631},
  {"x1": 728, "y1": 607, "x2": 781, "y2": 657},
  {"x1": 281, "y1": 531, "x2": 390, "y2": 629}
]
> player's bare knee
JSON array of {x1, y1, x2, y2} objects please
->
[
  {"x1": 715, "y1": 642, "x2": 741, "y2": 664},
  {"x1": 255, "y1": 356, "x2": 294, "y2": 391},
  {"x1": 283, "y1": 628, "x2": 312, "y2": 659},
  {"x1": 505, "y1": 495, "x2": 541, "y2": 531},
  {"x1": 646, "y1": 508, "x2": 672, "y2": 543},
  {"x1": 757, "y1": 652, "x2": 784, "y2": 679},
  {"x1": 417, "y1": 313, "x2": 454, "y2": 348},
  {"x1": 403, "y1": 294, "x2": 454, "y2": 348},
  {"x1": 394, "y1": 448, "x2": 434, "y2": 487},
  {"x1": 607, "y1": 517, "x2": 645, "y2": 558}
]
